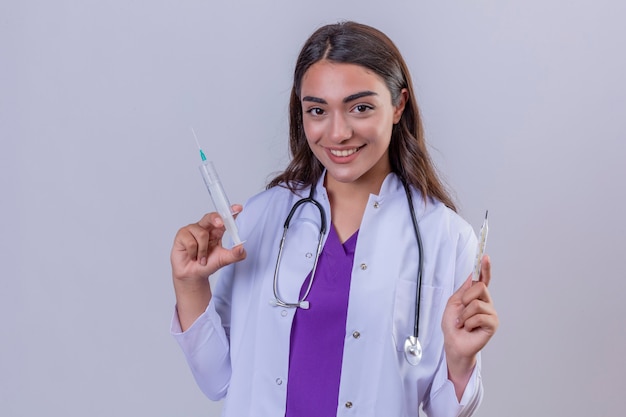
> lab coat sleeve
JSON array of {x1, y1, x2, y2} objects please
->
[
  {"x1": 170, "y1": 298, "x2": 232, "y2": 400},
  {"x1": 169, "y1": 188, "x2": 278, "y2": 403},
  {"x1": 423, "y1": 218, "x2": 484, "y2": 417},
  {"x1": 423, "y1": 352, "x2": 483, "y2": 417},
  {"x1": 170, "y1": 237, "x2": 241, "y2": 401}
]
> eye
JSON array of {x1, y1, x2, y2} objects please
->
[
  {"x1": 353, "y1": 104, "x2": 374, "y2": 114},
  {"x1": 305, "y1": 107, "x2": 325, "y2": 116}
]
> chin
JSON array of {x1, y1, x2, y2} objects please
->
[{"x1": 325, "y1": 168, "x2": 365, "y2": 184}]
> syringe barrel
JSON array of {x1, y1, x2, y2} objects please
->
[{"x1": 198, "y1": 161, "x2": 243, "y2": 246}]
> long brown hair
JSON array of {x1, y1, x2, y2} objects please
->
[{"x1": 267, "y1": 21, "x2": 456, "y2": 211}]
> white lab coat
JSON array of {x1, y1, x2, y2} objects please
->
[{"x1": 172, "y1": 172, "x2": 483, "y2": 417}]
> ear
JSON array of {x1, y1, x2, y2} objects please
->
[{"x1": 393, "y1": 88, "x2": 409, "y2": 124}]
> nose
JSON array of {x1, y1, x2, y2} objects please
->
[{"x1": 328, "y1": 113, "x2": 353, "y2": 143}]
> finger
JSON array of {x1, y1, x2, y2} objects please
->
[
  {"x1": 231, "y1": 204, "x2": 243, "y2": 217},
  {"x1": 191, "y1": 225, "x2": 212, "y2": 265},
  {"x1": 460, "y1": 312, "x2": 499, "y2": 334},
  {"x1": 457, "y1": 298, "x2": 496, "y2": 326},
  {"x1": 173, "y1": 227, "x2": 202, "y2": 261},
  {"x1": 199, "y1": 245, "x2": 246, "y2": 275},
  {"x1": 461, "y1": 281, "x2": 493, "y2": 306},
  {"x1": 197, "y1": 212, "x2": 226, "y2": 229},
  {"x1": 197, "y1": 205, "x2": 244, "y2": 228},
  {"x1": 176, "y1": 222, "x2": 216, "y2": 264},
  {"x1": 479, "y1": 255, "x2": 491, "y2": 287},
  {"x1": 209, "y1": 243, "x2": 247, "y2": 271}
]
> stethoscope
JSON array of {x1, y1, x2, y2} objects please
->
[{"x1": 271, "y1": 180, "x2": 425, "y2": 366}]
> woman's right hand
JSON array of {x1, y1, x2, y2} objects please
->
[
  {"x1": 171, "y1": 206, "x2": 246, "y2": 331},
  {"x1": 171, "y1": 205, "x2": 247, "y2": 283}
]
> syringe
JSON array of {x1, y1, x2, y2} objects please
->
[
  {"x1": 472, "y1": 210, "x2": 489, "y2": 282},
  {"x1": 191, "y1": 128, "x2": 244, "y2": 247}
]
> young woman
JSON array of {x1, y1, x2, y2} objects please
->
[{"x1": 170, "y1": 21, "x2": 498, "y2": 417}]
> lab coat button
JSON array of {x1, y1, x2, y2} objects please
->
[
  {"x1": 360, "y1": 263, "x2": 367, "y2": 270},
  {"x1": 373, "y1": 201, "x2": 380, "y2": 208},
  {"x1": 281, "y1": 310, "x2": 288, "y2": 317},
  {"x1": 275, "y1": 378, "x2": 283, "y2": 385},
  {"x1": 305, "y1": 252, "x2": 313, "y2": 258},
  {"x1": 352, "y1": 331, "x2": 360, "y2": 339},
  {"x1": 345, "y1": 401, "x2": 353, "y2": 408}
]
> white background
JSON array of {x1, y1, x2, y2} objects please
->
[{"x1": 2, "y1": 1, "x2": 625, "y2": 416}]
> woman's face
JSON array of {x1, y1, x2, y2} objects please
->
[{"x1": 300, "y1": 60, "x2": 406, "y2": 189}]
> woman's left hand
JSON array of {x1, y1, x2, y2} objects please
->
[{"x1": 442, "y1": 255, "x2": 499, "y2": 396}]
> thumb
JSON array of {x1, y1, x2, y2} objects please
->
[{"x1": 215, "y1": 244, "x2": 247, "y2": 269}]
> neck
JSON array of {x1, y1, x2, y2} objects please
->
[{"x1": 324, "y1": 170, "x2": 390, "y2": 243}]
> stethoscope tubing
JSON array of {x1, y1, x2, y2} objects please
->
[
  {"x1": 402, "y1": 180, "x2": 423, "y2": 341},
  {"x1": 272, "y1": 180, "x2": 423, "y2": 344},
  {"x1": 272, "y1": 188, "x2": 327, "y2": 309}
]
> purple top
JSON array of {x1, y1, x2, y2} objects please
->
[{"x1": 285, "y1": 226, "x2": 358, "y2": 417}]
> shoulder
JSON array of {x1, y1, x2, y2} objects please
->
[
  {"x1": 235, "y1": 184, "x2": 303, "y2": 228},
  {"x1": 381, "y1": 174, "x2": 474, "y2": 245},
  {"x1": 416, "y1": 196, "x2": 477, "y2": 287},
  {"x1": 430, "y1": 200, "x2": 472, "y2": 234},
  {"x1": 232, "y1": 183, "x2": 315, "y2": 249},
  {"x1": 243, "y1": 183, "x2": 303, "y2": 212},
  {"x1": 417, "y1": 192, "x2": 476, "y2": 250}
]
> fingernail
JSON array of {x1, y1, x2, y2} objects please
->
[
  {"x1": 200, "y1": 257, "x2": 207, "y2": 266},
  {"x1": 456, "y1": 318, "x2": 462, "y2": 328}
]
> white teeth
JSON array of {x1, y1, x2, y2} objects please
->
[{"x1": 330, "y1": 147, "x2": 360, "y2": 157}]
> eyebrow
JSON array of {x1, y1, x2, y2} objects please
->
[{"x1": 302, "y1": 90, "x2": 378, "y2": 104}]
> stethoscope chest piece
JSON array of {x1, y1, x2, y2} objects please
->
[{"x1": 404, "y1": 335, "x2": 422, "y2": 366}]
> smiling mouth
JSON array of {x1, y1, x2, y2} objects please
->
[{"x1": 329, "y1": 146, "x2": 364, "y2": 157}]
